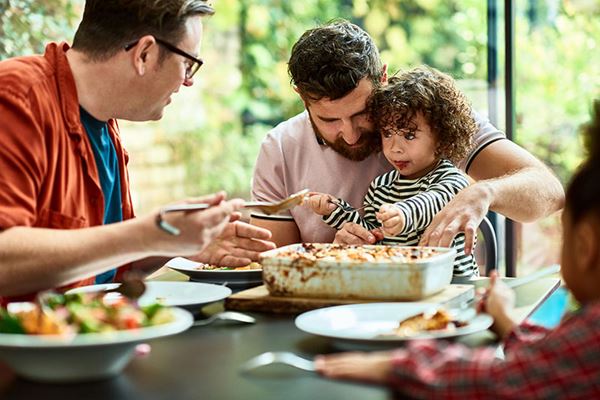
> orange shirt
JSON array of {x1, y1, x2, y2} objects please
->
[{"x1": 0, "y1": 42, "x2": 135, "y2": 301}]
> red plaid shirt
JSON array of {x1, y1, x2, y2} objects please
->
[{"x1": 389, "y1": 301, "x2": 600, "y2": 399}]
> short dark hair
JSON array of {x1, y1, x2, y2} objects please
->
[
  {"x1": 288, "y1": 19, "x2": 383, "y2": 102},
  {"x1": 366, "y1": 65, "x2": 476, "y2": 163},
  {"x1": 71, "y1": 0, "x2": 214, "y2": 61},
  {"x1": 566, "y1": 99, "x2": 600, "y2": 224}
]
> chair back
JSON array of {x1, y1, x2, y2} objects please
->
[{"x1": 478, "y1": 216, "x2": 498, "y2": 275}]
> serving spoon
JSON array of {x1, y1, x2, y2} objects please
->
[
  {"x1": 104, "y1": 278, "x2": 147, "y2": 300},
  {"x1": 156, "y1": 189, "x2": 309, "y2": 235},
  {"x1": 32, "y1": 277, "x2": 146, "y2": 328}
]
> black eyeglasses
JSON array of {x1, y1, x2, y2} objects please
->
[{"x1": 124, "y1": 37, "x2": 203, "y2": 81}]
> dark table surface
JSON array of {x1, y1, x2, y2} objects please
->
[{"x1": 0, "y1": 277, "x2": 560, "y2": 400}]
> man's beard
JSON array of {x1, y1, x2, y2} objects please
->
[{"x1": 308, "y1": 113, "x2": 378, "y2": 162}]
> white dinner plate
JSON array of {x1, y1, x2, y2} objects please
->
[
  {"x1": 67, "y1": 281, "x2": 231, "y2": 310},
  {"x1": 295, "y1": 303, "x2": 493, "y2": 345},
  {"x1": 165, "y1": 257, "x2": 263, "y2": 289}
]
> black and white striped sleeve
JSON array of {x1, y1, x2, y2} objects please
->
[
  {"x1": 395, "y1": 167, "x2": 469, "y2": 235},
  {"x1": 322, "y1": 198, "x2": 378, "y2": 231}
]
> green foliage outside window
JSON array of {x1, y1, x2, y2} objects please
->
[
  {"x1": 515, "y1": 5, "x2": 600, "y2": 183},
  {"x1": 176, "y1": 0, "x2": 492, "y2": 197},
  {"x1": 1, "y1": 0, "x2": 598, "y2": 195},
  {"x1": 0, "y1": 0, "x2": 79, "y2": 57}
]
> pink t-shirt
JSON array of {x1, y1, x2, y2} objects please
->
[{"x1": 251, "y1": 111, "x2": 504, "y2": 243}]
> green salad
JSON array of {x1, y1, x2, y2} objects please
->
[{"x1": 0, "y1": 292, "x2": 173, "y2": 335}]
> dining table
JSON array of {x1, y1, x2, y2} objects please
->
[{"x1": 0, "y1": 269, "x2": 561, "y2": 400}]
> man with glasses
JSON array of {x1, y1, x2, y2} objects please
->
[
  {"x1": 0, "y1": 0, "x2": 275, "y2": 301},
  {"x1": 124, "y1": 37, "x2": 204, "y2": 82}
]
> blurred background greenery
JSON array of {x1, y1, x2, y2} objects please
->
[{"x1": 1, "y1": 0, "x2": 599, "y2": 272}]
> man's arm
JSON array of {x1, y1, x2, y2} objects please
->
[
  {"x1": 420, "y1": 139, "x2": 565, "y2": 252},
  {"x1": 0, "y1": 195, "x2": 275, "y2": 297},
  {"x1": 0, "y1": 218, "x2": 156, "y2": 296},
  {"x1": 249, "y1": 217, "x2": 301, "y2": 248},
  {"x1": 190, "y1": 219, "x2": 276, "y2": 265},
  {"x1": 132, "y1": 217, "x2": 276, "y2": 273},
  {"x1": 468, "y1": 139, "x2": 564, "y2": 220}
]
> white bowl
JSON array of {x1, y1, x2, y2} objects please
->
[
  {"x1": 0, "y1": 307, "x2": 193, "y2": 382},
  {"x1": 165, "y1": 257, "x2": 263, "y2": 289}
]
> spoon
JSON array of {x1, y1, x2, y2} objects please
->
[
  {"x1": 104, "y1": 278, "x2": 146, "y2": 300},
  {"x1": 328, "y1": 199, "x2": 372, "y2": 213},
  {"x1": 192, "y1": 311, "x2": 256, "y2": 327},
  {"x1": 36, "y1": 291, "x2": 56, "y2": 319},
  {"x1": 156, "y1": 189, "x2": 309, "y2": 235}
]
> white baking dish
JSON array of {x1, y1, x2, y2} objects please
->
[{"x1": 260, "y1": 243, "x2": 456, "y2": 301}]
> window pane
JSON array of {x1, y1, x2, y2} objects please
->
[{"x1": 514, "y1": 0, "x2": 599, "y2": 274}]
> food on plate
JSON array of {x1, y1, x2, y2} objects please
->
[
  {"x1": 0, "y1": 292, "x2": 174, "y2": 335},
  {"x1": 193, "y1": 262, "x2": 262, "y2": 271},
  {"x1": 269, "y1": 243, "x2": 442, "y2": 264},
  {"x1": 390, "y1": 309, "x2": 468, "y2": 337}
]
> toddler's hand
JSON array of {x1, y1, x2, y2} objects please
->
[
  {"x1": 479, "y1": 271, "x2": 517, "y2": 340},
  {"x1": 315, "y1": 351, "x2": 394, "y2": 384},
  {"x1": 370, "y1": 227, "x2": 385, "y2": 242},
  {"x1": 305, "y1": 192, "x2": 337, "y2": 216},
  {"x1": 376, "y1": 203, "x2": 405, "y2": 236}
]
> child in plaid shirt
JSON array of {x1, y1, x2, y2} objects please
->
[{"x1": 315, "y1": 99, "x2": 600, "y2": 399}]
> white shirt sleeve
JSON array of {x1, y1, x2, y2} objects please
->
[
  {"x1": 457, "y1": 110, "x2": 506, "y2": 173},
  {"x1": 251, "y1": 130, "x2": 294, "y2": 219}
]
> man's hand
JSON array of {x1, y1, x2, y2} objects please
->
[
  {"x1": 333, "y1": 222, "x2": 383, "y2": 245},
  {"x1": 419, "y1": 183, "x2": 492, "y2": 254},
  {"x1": 190, "y1": 221, "x2": 276, "y2": 267},
  {"x1": 305, "y1": 192, "x2": 337, "y2": 216},
  {"x1": 150, "y1": 192, "x2": 246, "y2": 256},
  {"x1": 376, "y1": 204, "x2": 405, "y2": 237}
]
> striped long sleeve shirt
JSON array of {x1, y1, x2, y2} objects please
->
[{"x1": 323, "y1": 159, "x2": 476, "y2": 278}]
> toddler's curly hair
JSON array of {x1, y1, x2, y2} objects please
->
[{"x1": 366, "y1": 65, "x2": 476, "y2": 163}]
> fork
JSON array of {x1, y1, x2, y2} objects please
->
[
  {"x1": 156, "y1": 189, "x2": 309, "y2": 235},
  {"x1": 329, "y1": 199, "x2": 372, "y2": 213},
  {"x1": 240, "y1": 351, "x2": 316, "y2": 372},
  {"x1": 192, "y1": 311, "x2": 256, "y2": 327}
]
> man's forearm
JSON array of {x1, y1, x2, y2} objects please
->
[
  {"x1": 130, "y1": 256, "x2": 170, "y2": 276},
  {"x1": 249, "y1": 217, "x2": 300, "y2": 247},
  {"x1": 0, "y1": 218, "x2": 152, "y2": 296},
  {"x1": 479, "y1": 166, "x2": 564, "y2": 222},
  {"x1": 466, "y1": 139, "x2": 565, "y2": 223}
]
